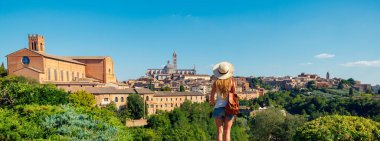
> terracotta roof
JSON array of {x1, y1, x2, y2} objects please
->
[
  {"x1": 23, "y1": 48, "x2": 86, "y2": 65},
  {"x1": 154, "y1": 91, "x2": 204, "y2": 97},
  {"x1": 62, "y1": 87, "x2": 135, "y2": 94},
  {"x1": 65, "y1": 56, "x2": 110, "y2": 60},
  {"x1": 134, "y1": 88, "x2": 154, "y2": 94}
]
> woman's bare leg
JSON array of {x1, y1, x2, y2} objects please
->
[
  {"x1": 215, "y1": 118, "x2": 224, "y2": 141},
  {"x1": 223, "y1": 117, "x2": 234, "y2": 141}
]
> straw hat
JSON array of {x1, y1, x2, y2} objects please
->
[{"x1": 212, "y1": 62, "x2": 234, "y2": 80}]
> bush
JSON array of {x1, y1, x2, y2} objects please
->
[
  {"x1": 68, "y1": 90, "x2": 96, "y2": 107},
  {"x1": 294, "y1": 115, "x2": 380, "y2": 141}
]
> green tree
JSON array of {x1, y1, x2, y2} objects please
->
[
  {"x1": 0, "y1": 62, "x2": 7, "y2": 77},
  {"x1": 147, "y1": 113, "x2": 171, "y2": 130},
  {"x1": 68, "y1": 90, "x2": 96, "y2": 107},
  {"x1": 306, "y1": 80, "x2": 317, "y2": 90},
  {"x1": 127, "y1": 94, "x2": 144, "y2": 119},
  {"x1": 349, "y1": 88, "x2": 354, "y2": 97},
  {"x1": 347, "y1": 78, "x2": 356, "y2": 86},
  {"x1": 179, "y1": 85, "x2": 185, "y2": 92},
  {"x1": 294, "y1": 115, "x2": 380, "y2": 141},
  {"x1": 161, "y1": 85, "x2": 172, "y2": 91},
  {"x1": 338, "y1": 82, "x2": 345, "y2": 89},
  {"x1": 250, "y1": 108, "x2": 286, "y2": 141},
  {"x1": 105, "y1": 102, "x2": 117, "y2": 112}
]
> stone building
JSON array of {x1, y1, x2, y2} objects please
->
[
  {"x1": 62, "y1": 86, "x2": 205, "y2": 115},
  {"x1": 146, "y1": 52, "x2": 196, "y2": 80},
  {"x1": 6, "y1": 34, "x2": 117, "y2": 84}
]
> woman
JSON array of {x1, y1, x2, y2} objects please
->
[{"x1": 209, "y1": 62, "x2": 236, "y2": 141}]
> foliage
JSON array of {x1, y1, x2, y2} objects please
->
[
  {"x1": 161, "y1": 85, "x2": 172, "y2": 91},
  {"x1": 250, "y1": 108, "x2": 306, "y2": 141},
  {"x1": 294, "y1": 115, "x2": 380, "y2": 141},
  {"x1": 0, "y1": 108, "x2": 42, "y2": 140},
  {"x1": 248, "y1": 77, "x2": 271, "y2": 90},
  {"x1": 306, "y1": 80, "x2": 317, "y2": 90},
  {"x1": 68, "y1": 90, "x2": 96, "y2": 107},
  {"x1": 127, "y1": 94, "x2": 145, "y2": 119},
  {"x1": 0, "y1": 62, "x2": 6, "y2": 77},
  {"x1": 104, "y1": 101, "x2": 118, "y2": 112},
  {"x1": 42, "y1": 107, "x2": 119, "y2": 140},
  {"x1": 180, "y1": 84, "x2": 185, "y2": 92},
  {"x1": 0, "y1": 76, "x2": 69, "y2": 107},
  {"x1": 349, "y1": 87, "x2": 354, "y2": 97},
  {"x1": 143, "y1": 101, "x2": 248, "y2": 141}
]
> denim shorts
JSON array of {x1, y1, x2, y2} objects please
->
[{"x1": 212, "y1": 107, "x2": 234, "y2": 120}]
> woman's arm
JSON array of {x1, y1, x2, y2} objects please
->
[
  {"x1": 229, "y1": 79, "x2": 236, "y2": 103},
  {"x1": 209, "y1": 82, "x2": 216, "y2": 106}
]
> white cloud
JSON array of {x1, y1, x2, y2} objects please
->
[
  {"x1": 300, "y1": 62, "x2": 313, "y2": 66},
  {"x1": 341, "y1": 60, "x2": 380, "y2": 67},
  {"x1": 315, "y1": 53, "x2": 335, "y2": 59}
]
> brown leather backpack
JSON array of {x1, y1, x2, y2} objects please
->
[{"x1": 225, "y1": 79, "x2": 240, "y2": 115}]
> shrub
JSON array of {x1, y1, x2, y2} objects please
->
[
  {"x1": 68, "y1": 90, "x2": 96, "y2": 107},
  {"x1": 294, "y1": 115, "x2": 380, "y2": 141}
]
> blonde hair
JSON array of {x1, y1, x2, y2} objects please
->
[{"x1": 215, "y1": 77, "x2": 233, "y2": 99}]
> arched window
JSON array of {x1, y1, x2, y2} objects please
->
[
  {"x1": 121, "y1": 97, "x2": 124, "y2": 102},
  {"x1": 60, "y1": 70, "x2": 64, "y2": 81},
  {"x1": 115, "y1": 97, "x2": 118, "y2": 102},
  {"x1": 146, "y1": 96, "x2": 149, "y2": 101},
  {"x1": 47, "y1": 68, "x2": 51, "y2": 80},
  {"x1": 171, "y1": 103, "x2": 173, "y2": 107},
  {"x1": 66, "y1": 71, "x2": 69, "y2": 81},
  {"x1": 54, "y1": 69, "x2": 57, "y2": 81}
]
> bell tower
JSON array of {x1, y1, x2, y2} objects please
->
[
  {"x1": 173, "y1": 51, "x2": 177, "y2": 70},
  {"x1": 28, "y1": 34, "x2": 45, "y2": 53}
]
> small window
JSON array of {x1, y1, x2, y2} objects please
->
[
  {"x1": 54, "y1": 69, "x2": 57, "y2": 81},
  {"x1": 166, "y1": 98, "x2": 168, "y2": 101},
  {"x1": 60, "y1": 70, "x2": 64, "y2": 81},
  {"x1": 150, "y1": 104, "x2": 154, "y2": 108},
  {"x1": 104, "y1": 98, "x2": 109, "y2": 102},
  {"x1": 171, "y1": 103, "x2": 173, "y2": 107},
  {"x1": 72, "y1": 72, "x2": 75, "y2": 80},
  {"x1": 66, "y1": 71, "x2": 69, "y2": 81},
  {"x1": 161, "y1": 105, "x2": 162, "y2": 108},
  {"x1": 146, "y1": 96, "x2": 149, "y2": 101},
  {"x1": 176, "y1": 98, "x2": 177, "y2": 101},
  {"x1": 121, "y1": 97, "x2": 124, "y2": 102},
  {"x1": 156, "y1": 105, "x2": 158, "y2": 108},
  {"x1": 115, "y1": 97, "x2": 118, "y2": 102},
  {"x1": 171, "y1": 98, "x2": 172, "y2": 101},
  {"x1": 47, "y1": 68, "x2": 51, "y2": 80}
]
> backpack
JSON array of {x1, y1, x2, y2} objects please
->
[{"x1": 225, "y1": 79, "x2": 240, "y2": 115}]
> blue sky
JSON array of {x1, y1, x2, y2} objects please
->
[{"x1": 1, "y1": 0, "x2": 379, "y2": 85}]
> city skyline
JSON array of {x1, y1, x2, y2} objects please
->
[{"x1": 1, "y1": 0, "x2": 380, "y2": 85}]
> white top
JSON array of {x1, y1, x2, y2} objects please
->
[{"x1": 214, "y1": 90, "x2": 228, "y2": 108}]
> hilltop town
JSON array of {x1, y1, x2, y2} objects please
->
[{"x1": 3, "y1": 34, "x2": 380, "y2": 117}]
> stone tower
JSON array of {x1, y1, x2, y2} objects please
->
[
  {"x1": 28, "y1": 34, "x2": 45, "y2": 53},
  {"x1": 326, "y1": 72, "x2": 330, "y2": 80},
  {"x1": 173, "y1": 51, "x2": 177, "y2": 70}
]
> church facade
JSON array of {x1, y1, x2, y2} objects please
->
[
  {"x1": 6, "y1": 34, "x2": 117, "y2": 84},
  {"x1": 146, "y1": 52, "x2": 196, "y2": 80}
]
